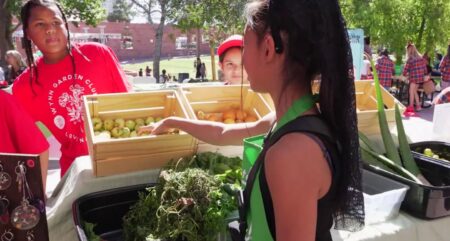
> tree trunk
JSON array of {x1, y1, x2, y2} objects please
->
[
  {"x1": 146, "y1": 1, "x2": 153, "y2": 24},
  {"x1": 416, "y1": 14, "x2": 426, "y2": 50},
  {"x1": 153, "y1": 0, "x2": 167, "y2": 82},
  {"x1": 196, "y1": 28, "x2": 201, "y2": 58},
  {"x1": 0, "y1": 4, "x2": 13, "y2": 67},
  {"x1": 209, "y1": 41, "x2": 216, "y2": 81}
]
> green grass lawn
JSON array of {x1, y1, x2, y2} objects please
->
[{"x1": 122, "y1": 54, "x2": 218, "y2": 80}]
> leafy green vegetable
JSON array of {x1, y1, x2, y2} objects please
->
[
  {"x1": 369, "y1": 57, "x2": 402, "y2": 166},
  {"x1": 123, "y1": 152, "x2": 242, "y2": 241},
  {"x1": 395, "y1": 104, "x2": 421, "y2": 176},
  {"x1": 83, "y1": 222, "x2": 101, "y2": 241},
  {"x1": 361, "y1": 145, "x2": 422, "y2": 183}
]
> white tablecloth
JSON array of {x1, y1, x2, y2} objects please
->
[{"x1": 331, "y1": 213, "x2": 450, "y2": 241}]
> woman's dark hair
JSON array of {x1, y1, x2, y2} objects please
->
[
  {"x1": 21, "y1": 0, "x2": 76, "y2": 94},
  {"x1": 381, "y1": 48, "x2": 389, "y2": 57},
  {"x1": 245, "y1": 0, "x2": 364, "y2": 231}
]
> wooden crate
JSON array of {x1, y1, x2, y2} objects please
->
[
  {"x1": 178, "y1": 85, "x2": 273, "y2": 150},
  {"x1": 179, "y1": 85, "x2": 273, "y2": 122},
  {"x1": 313, "y1": 80, "x2": 405, "y2": 135},
  {"x1": 261, "y1": 93, "x2": 275, "y2": 110},
  {"x1": 83, "y1": 90, "x2": 197, "y2": 177},
  {"x1": 355, "y1": 80, "x2": 405, "y2": 135}
]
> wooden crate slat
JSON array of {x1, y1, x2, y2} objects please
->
[
  {"x1": 95, "y1": 149, "x2": 195, "y2": 177},
  {"x1": 94, "y1": 134, "x2": 195, "y2": 159}
]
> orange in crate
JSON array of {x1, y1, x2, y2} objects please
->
[{"x1": 179, "y1": 85, "x2": 273, "y2": 125}]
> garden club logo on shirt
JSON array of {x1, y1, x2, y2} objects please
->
[{"x1": 47, "y1": 74, "x2": 97, "y2": 143}]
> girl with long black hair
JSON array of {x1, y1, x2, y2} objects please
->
[{"x1": 140, "y1": 0, "x2": 364, "y2": 240}]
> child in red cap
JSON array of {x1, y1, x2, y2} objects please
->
[{"x1": 217, "y1": 35, "x2": 248, "y2": 85}]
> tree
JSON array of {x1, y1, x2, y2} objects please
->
[
  {"x1": 107, "y1": 0, "x2": 134, "y2": 23},
  {"x1": 131, "y1": 0, "x2": 175, "y2": 82},
  {"x1": 171, "y1": 0, "x2": 246, "y2": 80},
  {"x1": 0, "y1": 0, "x2": 22, "y2": 66},
  {"x1": 0, "y1": 0, "x2": 105, "y2": 66},
  {"x1": 340, "y1": 0, "x2": 450, "y2": 64}
]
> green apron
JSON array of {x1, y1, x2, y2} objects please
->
[{"x1": 242, "y1": 94, "x2": 316, "y2": 241}]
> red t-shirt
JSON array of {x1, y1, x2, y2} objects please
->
[
  {"x1": 13, "y1": 42, "x2": 131, "y2": 175},
  {"x1": 0, "y1": 91, "x2": 49, "y2": 154}
]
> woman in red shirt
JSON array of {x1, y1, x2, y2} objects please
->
[
  {"x1": 13, "y1": 0, "x2": 131, "y2": 176},
  {"x1": 0, "y1": 90, "x2": 49, "y2": 188}
]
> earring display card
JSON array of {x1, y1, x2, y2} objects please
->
[{"x1": 0, "y1": 153, "x2": 49, "y2": 241}]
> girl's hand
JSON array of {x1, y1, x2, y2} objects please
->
[
  {"x1": 432, "y1": 87, "x2": 450, "y2": 105},
  {"x1": 138, "y1": 118, "x2": 172, "y2": 135}
]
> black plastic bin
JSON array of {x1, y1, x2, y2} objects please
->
[
  {"x1": 72, "y1": 184, "x2": 154, "y2": 241},
  {"x1": 410, "y1": 141, "x2": 450, "y2": 165},
  {"x1": 178, "y1": 73, "x2": 189, "y2": 83},
  {"x1": 364, "y1": 155, "x2": 450, "y2": 219}
]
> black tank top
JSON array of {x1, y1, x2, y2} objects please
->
[{"x1": 259, "y1": 132, "x2": 340, "y2": 241}]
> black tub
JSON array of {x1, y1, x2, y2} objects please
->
[
  {"x1": 72, "y1": 184, "x2": 153, "y2": 241},
  {"x1": 364, "y1": 155, "x2": 450, "y2": 219},
  {"x1": 410, "y1": 141, "x2": 450, "y2": 165}
]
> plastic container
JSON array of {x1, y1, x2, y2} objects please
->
[
  {"x1": 72, "y1": 184, "x2": 153, "y2": 241},
  {"x1": 362, "y1": 170, "x2": 409, "y2": 224},
  {"x1": 364, "y1": 155, "x2": 450, "y2": 219},
  {"x1": 432, "y1": 103, "x2": 450, "y2": 141},
  {"x1": 410, "y1": 141, "x2": 450, "y2": 165},
  {"x1": 73, "y1": 184, "x2": 231, "y2": 241}
]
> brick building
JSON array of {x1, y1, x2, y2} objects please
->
[{"x1": 13, "y1": 21, "x2": 211, "y2": 61}]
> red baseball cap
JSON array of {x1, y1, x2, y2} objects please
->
[{"x1": 217, "y1": 35, "x2": 243, "y2": 59}]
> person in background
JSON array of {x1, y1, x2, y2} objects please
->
[
  {"x1": 439, "y1": 42, "x2": 450, "y2": 89},
  {"x1": 0, "y1": 66, "x2": 4, "y2": 81},
  {"x1": 200, "y1": 62, "x2": 206, "y2": 81},
  {"x1": 361, "y1": 55, "x2": 372, "y2": 79},
  {"x1": 195, "y1": 57, "x2": 202, "y2": 78},
  {"x1": 402, "y1": 43, "x2": 427, "y2": 113},
  {"x1": 138, "y1": 68, "x2": 143, "y2": 77},
  {"x1": 434, "y1": 53, "x2": 443, "y2": 70},
  {"x1": 217, "y1": 35, "x2": 249, "y2": 85},
  {"x1": 140, "y1": 0, "x2": 364, "y2": 240},
  {"x1": 364, "y1": 36, "x2": 372, "y2": 56},
  {"x1": 431, "y1": 52, "x2": 442, "y2": 77},
  {"x1": 13, "y1": 0, "x2": 131, "y2": 176},
  {"x1": 0, "y1": 90, "x2": 49, "y2": 189},
  {"x1": 375, "y1": 48, "x2": 395, "y2": 88},
  {"x1": 159, "y1": 69, "x2": 169, "y2": 83},
  {"x1": 423, "y1": 52, "x2": 432, "y2": 76},
  {"x1": 5, "y1": 50, "x2": 27, "y2": 84},
  {"x1": 0, "y1": 66, "x2": 7, "y2": 88},
  {"x1": 145, "y1": 66, "x2": 151, "y2": 76},
  {"x1": 432, "y1": 86, "x2": 450, "y2": 105}
]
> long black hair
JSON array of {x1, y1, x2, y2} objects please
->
[
  {"x1": 21, "y1": 0, "x2": 76, "y2": 94},
  {"x1": 245, "y1": 0, "x2": 364, "y2": 231}
]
